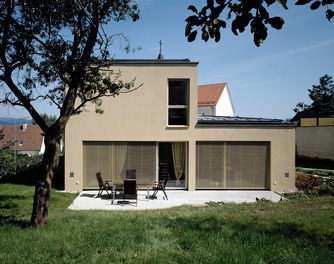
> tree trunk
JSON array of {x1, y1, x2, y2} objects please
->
[{"x1": 30, "y1": 130, "x2": 61, "y2": 227}]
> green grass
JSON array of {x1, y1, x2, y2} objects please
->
[{"x1": 1, "y1": 184, "x2": 334, "y2": 264}]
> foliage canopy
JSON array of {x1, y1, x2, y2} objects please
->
[
  {"x1": 294, "y1": 74, "x2": 334, "y2": 113},
  {"x1": 185, "y1": 0, "x2": 333, "y2": 47}
]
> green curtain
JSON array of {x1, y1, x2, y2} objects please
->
[{"x1": 171, "y1": 142, "x2": 185, "y2": 180}]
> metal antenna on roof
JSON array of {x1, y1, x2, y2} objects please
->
[{"x1": 157, "y1": 40, "x2": 164, "y2": 60}]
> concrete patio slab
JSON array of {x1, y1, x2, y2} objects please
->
[{"x1": 68, "y1": 190, "x2": 284, "y2": 211}]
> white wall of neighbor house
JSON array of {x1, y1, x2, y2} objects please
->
[
  {"x1": 215, "y1": 86, "x2": 235, "y2": 117},
  {"x1": 296, "y1": 126, "x2": 334, "y2": 161},
  {"x1": 64, "y1": 61, "x2": 295, "y2": 193},
  {"x1": 197, "y1": 85, "x2": 235, "y2": 117},
  {"x1": 198, "y1": 106, "x2": 215, "y2": 116}
]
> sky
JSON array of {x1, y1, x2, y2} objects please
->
[{"x1": 1, "y1": 0, "x2": 333, "y2": 120}]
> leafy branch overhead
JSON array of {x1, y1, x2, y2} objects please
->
[
  {"x1": 185, "y1": 0, "x2": 333, "y2": 47},
  {"x1": 0, "y1": 0, "x2": 140, "y2": 128}
]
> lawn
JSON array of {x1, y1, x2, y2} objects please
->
[{"x1": 0, "y1": 184, "x2": 334, "y2": 264}]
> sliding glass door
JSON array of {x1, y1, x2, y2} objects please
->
[
  {"x1": 196, "y1": 141, "x2": 269, "y2": 189},
  {"x1": 158, "y1": 142, "x2": 187, "y2": 189},
  {"x1": 83, "y1": 141, "x2": 156, "y2": 189}
]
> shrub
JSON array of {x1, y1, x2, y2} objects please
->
[
  {"x1": 295, "y1": 172, "x2": 319, "y2": 194},
  {"x1": 0, "y1": 150, "x2": 42, "y2": 185},
  {"x1": 319, "y1": 180, "x2": 334, "y2": 196}
]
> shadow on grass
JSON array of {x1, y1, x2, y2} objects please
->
[
  {"x1": 165, "y1": 214, "x2": 334, "y2": 248},
  {"x1": 0, "y1": 194, "x2": 27, "y2": 201},
  {"x1": 265, "y1": 221, "x2": 334, "y2": 249},
  {"x1": 0, "y1": 215, "x2": 30, "y2": 228},
  {"x1": 0, "y1": 195, "x2": 25, "y2": 210},
  {"x1": 0, "y1": 195, "x2": 31, "y2": 228}
]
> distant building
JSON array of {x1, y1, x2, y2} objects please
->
[
  {"x1": 198, "y1": 83, "x2": 235, "y2": 116},
  {"x1": 291, "y1": 107, "x2": 334, "y2": 163},
  {"x1": 0, "y1": 124, "x2": 44, "y2": 155},
  {"x1": 291, "y1": 107, "x2": 334, "y2": 127}
]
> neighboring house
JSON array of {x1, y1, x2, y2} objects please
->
[
  {"x1": 65, "y1": 58, "x2": 295, "y2": 193},
  {"x1": 292, "y1": 107, "x2": 334, "y2": 162},
  {"x1": 291, "y1": 107, "x2": 334, "y2": 127},
  {"x1": 198, "y1": 83, "x2": 235, "y2": 116},
  {"x1": 0, "y1": 124, "x2": 44, "y2": 155}
]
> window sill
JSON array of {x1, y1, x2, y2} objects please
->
[{"x1": 166, "y1": 125, "x2": 189, "y2": 130}]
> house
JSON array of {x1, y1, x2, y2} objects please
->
[
  {"x1": 198, "y1": 83, "x2": 235, "y2": 116},
  {"x1": 0, "y1": 124, "x2": 44, "y2": 155},
  {"x1": 291, "y1": 107, "x2": 334, "y2": 127},
  {"x1": 64, "y1": 59, "x2": 295, "y2": 193},
  {"x1": 291, "y1": 107, "x2": 334, "y2": 163}
]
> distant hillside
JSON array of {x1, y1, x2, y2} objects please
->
[{"x1": 0, "y1": 117, "x2": 33, "y2": 125}]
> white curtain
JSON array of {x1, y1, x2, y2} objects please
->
[{"x1": 171, "y1": 142, "x2": 185, "y2": 180}]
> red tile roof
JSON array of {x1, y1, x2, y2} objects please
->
[
  {"x1": 0, "y1": 125, "x2": 43, "y2": 152},
  {"x1": 198, "y1": 83, "x2": 227, "y2": 106}
]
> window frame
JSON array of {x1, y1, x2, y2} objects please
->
[{"x1": 167, "y1": 79, "x2": 190, "y2": 126}]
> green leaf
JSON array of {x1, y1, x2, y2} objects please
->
[
  {"x1": 215, "y1": 0, "x2": 226, "y2": 4},
  {"x1": 215, "y1": 19, "x2": 226, "y2": 28},
  {"x1": 201, "y1": 29, "x2": 209, "y2": 42},
  {"x1": 207, "y1": 0, "x2": 214, "y2": 8},
  {"x1": 231, "y1": 20, "x2": 239, "y2": 36},
  {"x1": 185, "y1": 15, "x2": 199, "y2": 24},
  {"x1": 214, "y1": 30, "x2": 221, "y2": 42},
  {"x1": 200, "y1": 6, "x2": 208, "y2": 16},
  {"x1": 209, "y1": 27, "x2": 215, "y2": 38},
  {"x1": 264, "y1": 0, "x2": 276, "y2": 6},
  {"x1": 310, "y1": 1, "x2": 321, "y2": 10},
  {"x1": 326, "y1": 9, "x2": 334, "y2": 21},
  {"x1": 188, "y1": 5, "x2": 198, "y2": 14},
  {"x1": 211, "y1": 5, "x2": 224, "y2": 20},
  {"x1": 295, "y1": 0, "x2": 312, "y2": 5},
  {"x1": 259, "y1": 6, "x2": 269, "y2": 20},
  {"x1": 187, "y1": 30, "x2": 198, "y2": 42},
  {"x1": 185, "y1": 22, "x2": 192, "y2": 36},
  {"x1": 322, "y1": 0, "x2": 334, "y2": 6},
  {"x1": 268, "y1": 17, "x2": 285, "y2": 30},
  {"x1": 278, "y1": 0, "x2": 288, "y2": 9}
]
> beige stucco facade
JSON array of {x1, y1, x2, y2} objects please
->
[{"x1": 65, "y1": 60, "x2": 295, "y2": 193}]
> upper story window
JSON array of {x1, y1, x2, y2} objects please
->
[{"x1": 168, "y1": 79, "x2": 189, "y2": 126}]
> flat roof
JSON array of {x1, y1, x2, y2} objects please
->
[
  {"x1": 110, "y1": 59, "x2": 199, "y2": 65},
  {"x1": 197, "y1": 115, "x2": 295, "y2": 127}
]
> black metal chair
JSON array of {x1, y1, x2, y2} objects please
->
[
  {"x1": 152, "y1": 178, "x2": 169, "y2": 200},
  {"x1": 122, "y1": 179, "x2": 137, "y2": 206},
  {"x1": 96, "y1": 172, "x2": 113, "y2": 197},
  {"x1": 151, "y1": 162, "x2": 169, "y2": 200}
]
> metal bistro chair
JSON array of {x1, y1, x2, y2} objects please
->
[
  {"x1": 122, "y1": 179, "x2": 138, "y2": 206},
  {"x1": 152, "y1": 177, "x2": 169, "y2": 200},
  {"x1": 151, "y1": 162, "x2": 169, "y2": 200},
  {"x1": 96, "y1": 172, "x2": 113, "y2": 197}
]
